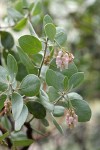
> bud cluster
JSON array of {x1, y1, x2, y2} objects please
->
[
  {"x1": 4, "y1": 100, "x2": 11, "y2": 114},
  {"x1": 56, "y1": 50, "x2": 74, "y2": 71},
  {"x1": 66, "y1": 109, "x2": 78, "y2": 129}
]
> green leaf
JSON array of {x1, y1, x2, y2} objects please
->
[
  {"x1": 18, "y1": 35, "x2": 42, "y2": 55},
  {"x1": 12, "y1": 92, "x2": 23, "y2": 120},
  {"x1": 62, "y1": 62, "x2": 78, "y2": 78},
  {"x1": 11, "y1": 131, "x2": 27, "y2": 140},
  {"x1": 46, "y1": 69, "x2": 66, "y2": 91},
  {"x1": 13, "y1": 18, "x2": 27, "y2": 31},
  {"x1": 64, "y1": 76, "x2": 68, "y2": 91},
  {"x1": 43, "y1": 14, "x2": 53, "y2": 26},
  {"x1": 52, "y1": 115, "x2": 63, "y2": 134},
  {"x1": 16, "y1": 63, "x2": 28, "y2": 82},
  {"x1": 15, "y1": 105, "x2": 28, "y2": 131},
  {"x1": 40, "y1": 99, "x2": 54, "y2": 112},
  {"x1": 22, "y1": 0, "x2": 29, "y2": 8},
  {"x1": 44, "y1": 23, "x2": 56, "y2": 42},
  {"x1": 0, "y1": 81, "x2": 8, "y2": 91},
  {"x1": 40, "y1": 89, "x2": 49, "y2": 101},
  {"x1": 0, "y1": 94, "x2": 7, "y2": 111},
  {"x1": 29, "y1": 2, "x2": 34, "y2": 11},
  {"x1": 50, "y1": 47, "x2": 54, "y2": 59},
  {"x1": 46, "y1": 69, "x2": 57, "y2": 89},
  {"x1": 28, "y1": 20, "x2": 38, "y2": 38},
  {"x1": 30, "y1": 15, "x2": 41, "y2": 27},
  {"x1": 15, "y1": 1, "x2": 23, "y2": 13},
  {"x1": 31, "y1": 53, "x2": 43, "y2": 66},
  {"x1": 11, "y1": 131, "x2": 33, "y2": 146},
  {"x1": 67, "y1": 92, "x2": 83, "y2": 100},
  {"x1": 32, "y1": 0, "x2": 42, "y2": 15},
  {"x1": 69, "y1": 72, "x2": 84, "y2": 88},
  {"x1": 7, "y1": 8, "x2": 23, "y2": 21},
  {"x1": 0, "y1": 116, "x2": 11, "y2": 130},
  {"x1": 56, "y1": 72, "x2": 68, "y2": 91},
  {"x1": 70, "y1": 99, "x2": 91, "y2": 122},
  {"x1": 0, "y1": 132, "x2": 9, "y2": 141},
  {"x1": 53, "y1": 106, "x2": 65, "y2": 117},
  {"x1": 27, "y1": 101, "x2": 46, "y2": 119},
  {"x1": 17, "y1": 46, "x2": 38, "y2": 74},
  {"x1": 0, "y1": 31, "x2": 14, "y2": 49},
  {"x1": 12, "y1": 139, "x2": 33, "y2": 146},
  {"x1": 48, "y1": 87, "x2": 60, "y2": 102},
  {"x1": 0, "y1": 66, "x2": 8, "y2": 92},
  {"x1": 41, "y1": 118, "x2": 49, "y2": 127},
  {"x1": 20, "y1": 74, "x2": 40, "y2": 96},
  {"x1": 39, "y1": 90, "x2": 54, "y2": 111},
  {"x1": 7, "y1": 54, "x2": 18, "y2": 80},
  {"x1": 55, "y1": 27, "x2": 67, "y2": 45}
]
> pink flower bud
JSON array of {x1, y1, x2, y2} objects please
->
[
  {"x1": 69, "y1": 53, "x2": 74, "y2": 62},
  {"x1": 56, "y1": 55, "x2": 61, "y2": 60},
  {"x1": 69, "y1": 117, "x2": 74, "y2": 123},
  {"x1": 56, "y1": 51, "x2": 74, "y2": 71},
  {"x1": 58, "y1": 51, "x2": 63, "y2": 57},
  {"x1": 56, "y1": 60, "x2": 62, "y2": 68},
  {"x1": 66, "y1": 109, "x2": 78, "y2": 128}
]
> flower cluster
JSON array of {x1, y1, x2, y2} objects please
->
[
  {"x1": 4, "y1": 100, "x2": 11, "y2": 114},
  {"x1": 56, "y1": 50, "x2": 74, "y2": 71},
  {"x1": 66, "y1": 109, "x2": 78, "y2": 129}
]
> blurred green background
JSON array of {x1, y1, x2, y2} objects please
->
[{"x1": 0, "y1": 0, "x2": 100, "y2": 150}]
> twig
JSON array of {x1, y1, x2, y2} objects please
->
[
  {"x1": 53, "y1": 95, "x2": 63, "y2": 105},
  {"x1": 38, "y1": 38, "x2": 48, "y2": 77},
  {"x1": 28, "y1": 116, "x2": 34, "y2": 123}
]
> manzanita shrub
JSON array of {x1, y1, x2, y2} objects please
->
[{"x1": 0, "y1": 1, "x2": 91, "y2": 149}]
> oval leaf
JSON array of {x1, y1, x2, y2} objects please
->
[
  {"x1": 0, "y1": 66, "x2": 8, "y2": 92},
  {"x1": 52, "y1": 115, "x2": 63, "y2": 134},
  {"x1": 13, "y1": 18, "x2": 27, "y2": 31},
  {"x1": 12, "y1": 92, "x2": 23, "y2": 120},
  {"x1": 41, "y1": 118, "x2": 49, "y2": 127},
  {"x1": 67, "y1": 92, "x2": 83, "y2": 100},
  {"x1": 46, "y1": 69, "x2": 66, "y2": 91},
  {"x1": 0, "y1": 31, "x2": 14, "y2": 49},
  {"x1": 17, "y1": 46, "x2": 38, "y2": 74},
  {"x1": 18, "y1": 35, "x2": 42, "y2": 55},
  {"x1": 15, "y1": 105, "x2": 28, "y2": 131},
  {"x1": 70, "y1": 99, "x2": 91, "y2": 122},
  {"x1": 12, "y1": 139, "x2": 33, "y2": 147},
  {"x1": 69, "y1": 72, "x2": 84, "y2": 88},
  {"x1": 27, "y1": 101, "x2": 46, "y2": 119},
  {"x1": 43, "y1": 14, "x2": 53, "y2": 26},
  {"x1": 32, "y1": 0, "x2": 42, "y2": 15},
  {"x1": 62, "y1": 62, "x2": 78, "y2": 78},
  {"x1": 55, "y1": 27, "x2": 67, "y2": 45},
  {"x1": 20, "y1": 74, "x2": 40, "y2": 96},
  {"x1": 39, "y1": 90, "x2": 54, "y2": 111},
  {"x1": 44, "y1": 23, "x2": 56, "y2": 42},
  {"x1": 48, "y1": 87, "x2": 60, "y2": 102},
  {"x1": 53, "y1": 106, "x2": 65, "y2": 117},
  {"x1": 7, "y1": 54, "x2": 18, "y2": 80}
]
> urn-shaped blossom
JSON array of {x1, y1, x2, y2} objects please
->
[
  {"x1": 56, "y1": 50, "x2": 74, "y2": 71},
  {"x1": 66, "y1": 109, "x2": 78, "y2": 128}
]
